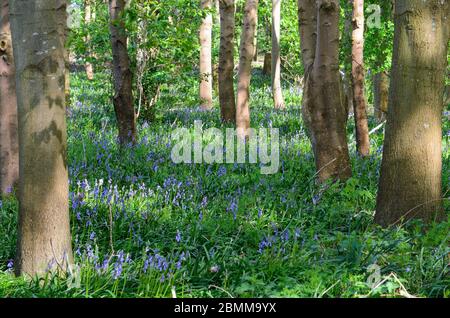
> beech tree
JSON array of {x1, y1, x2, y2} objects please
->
[
  {"x1": 199, "y1": 0, "x2": 213, "y2": 110},
  {"x1": 84, "y1": 0, "x2": 94, "y2": 80},
  {"x1": 298, "y1": 0, "x2": 351, "y2": 182},
  {"x1": 373, "y1": 71, "x2": 389, "y2": 122},
  {"x1": 236, "y1": 0, "x2": 258, "y2": 139},
  {"x1": 109, "y1": 0, "x2": 136, "y2": 144},
  {"x1": 351, "y1": 0, "x2": 369, "y2": 157},
  {"x1": 271, "y1": 0, "x2": 284, "y2": 109},
  {"x1": 375, "y1": 0, "x2": 449, "y2": 226},
  {"x1": 0, "y1": 0, "x2": 18, "y2": 195},
  {"x1": 9, "y1": 0, "x2": 73, "y2": 276},
  {"x1": 218, "y1": 0, "x2": 236, "y2": 122}
]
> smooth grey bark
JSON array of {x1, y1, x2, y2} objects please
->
[{"x1": 9, "y1": 0, "x2": 73, "y2": 276}]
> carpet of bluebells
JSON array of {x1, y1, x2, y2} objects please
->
[{"x1": 0, "y1": 71, "x2": 449, "y2": 297}]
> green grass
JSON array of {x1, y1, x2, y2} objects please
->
[{"x1": 0, "y1": 70, "x2": 448, "y2": 298}]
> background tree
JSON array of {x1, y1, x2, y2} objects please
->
[
  {"x1": 109, "y1": 0, "x2": 136, "y2": 144},
  {"x1": 0, "y1": 0, "x2": 18, "y2": 195},
  {"x1": 236, "y1": 0, "x2": 258, "y2": 139},
  {"x1": 351, "y1": 0, "x2": 369, "y2": 157},
  {"x1": 218, "y1": 0, "x2": 236, "y2": 122},
  {"x1": 199, "y1": 0, "x2": 213, "y2": 110},
  {"x1": 376, "y1": 0, "x2": 449, "y2": 226},
  {"x1": 373, "y1": 70, "x2": 389, "y2": 122},
  {"x1": 298, "y1": 0, "x2": 351, "y2": 182},
  {"x1": 9, "y1": 0, "x2": 73, "y2": 276},
  {"x1": 84, "y1": 0, "x2": 94, "y2": 80},
  {"x1": 271, "y1": 0, "x2": 284, "y2": 109}
]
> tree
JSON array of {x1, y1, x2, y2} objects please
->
[
  {"x1": 373, "y1": 71, "x2": 389, "y2": 122},
  {"x1": 351, "y1": 0, "x2": 369, "y2": 157},
  {"x1": 298, "y1": 0, "x2": 351, "y2": 182},
  {"x1": 218, "y1": 0, "x2": 236, "y2": 122},
  {"x1": 199, "y1": 0, "x2": 213, "y2": 110},
  {"x1": 84, "y1": 0, "x2": 94, "y2": 80},
  {"x1": 375, "y1": 0, "x2": 449, "y2": 226},
  {"x1": 271, "y1": 0, "x2": 284, "y2": 109},
  {"x1": 0, "y1": 0, "x2": 18, "y2": 195},
  {"x1": 9, "y1": 0, "x2": 73, "y2": 276},
  {"x1": 236, "y1": 0, "x2": 258, "y2": 139},
  {"x1": 109, "y1": 0, "x2": 136, "y2": 144}
]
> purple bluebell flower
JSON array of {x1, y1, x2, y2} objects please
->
[
  {"x1": 217, "y1": 166, "x2": 227, "y2": 177},
  {"x1": 176, "y1": 230, "x2": 182, "y2": 243},
  {"x1": 201, "y1": 196, "x2": 208, "y2": 208},
  {"x1": 258, "y1": 208, "x2": 263, "y2": 218},
  {"x1": 227, "y1": 198, "x2": 238, "y2": 220}
]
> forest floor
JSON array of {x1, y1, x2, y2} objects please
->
[{"x1": 0, "y1": 70, "x2": 449, "y2": 297}]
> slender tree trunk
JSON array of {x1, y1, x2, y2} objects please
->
[
  {"x1": 214, "y1": 0, "x2": 220, "y2": 24},
  {"x1": 298, "y1": 0, "x2": 351, "y2": 182},
  {"x1": 253, "y1": 17, "x2": 258, "y2": 61},
  {"x1": 373, "y1": 71, "x2": 389, "y2": 122},
  {"x1": 375, "y1": 0, "x2": 449, "y2": 226},
  {"x1": 271, "y1": 0, "x2": 284, "y2": 109},
  {"x1": 109, "y1": 0, "x2": 136, "y2": 144},
  {"x1": 9, "y1": 0, "x2": 73, "y2": 276},
  {"x1": 343, "y1": 6, "x2": 353, "y2": 117},
  {"x1": 199, "y1": 0, "x2": 213, "y2": 110},
  {"x1": 236, "y1": 0, "x2": 258, "y2": 139},
  {"x1": 136, "y1": 19, "x2": 148, "y2": 119},
  {"x1": 218, "y1": 0, "x2": 236, "y2": 122},
  {"x1": 351, "y1": 0, "x2": 370, "y2": 157},
  {"x1": 262, "y1": 52, "x2": 271, "y2": 75},
  {"x1": 85, "y1": 0, "x2": 94, "y2": 80},
  {"x1": 0, "y1": 0, "x2": 18, "y2": 195}
]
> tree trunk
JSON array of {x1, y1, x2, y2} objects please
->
[
  {"x1": 109, "y1": 0, "x2": 136, "y2": 144},
  {"x1": 85, "y1": 0, "x2": 94, "y2": 80},
  {"x1": 236, "y1": 0, "x2": 258, "y2": 139},
  {"x1": 214, "y1": 0, "x2": 220, "y2": 24},
  {"x1": 0, "y1": 0, "x2": 18, "y2": 195},
  {"x1": 262, "y1": 52, "x2": 271, "y2": 75},
  {"x1": 373, "y1": 71, "x2": 389, "y2": 122},
  {"x1": 375, "y1": 0, "x2": 449, "y2": 227},
  {"x1": 199, "y1": 0, "x2": 213, "y2": 110},
  {"x1": 271, "y1": 0, "x2": 284, "y2": 109},
  {"x1": 218, "y1": 0, "x2": 236, "y2": 122},
  {"x1": 298, "y1": 0, "x2": 352, "y2": 182},
  {"x1": 253, "y1": 18, "x2": 258, "y2": 61},
  {"x1": 343, "y1": 5, "x2": 353, "y2": 117},
  {"x1": 351, "y1": 0, "x2": 370, "y2": 157},
  {"x1": 9, "y1": 0, "x2": 73, "y2": 276}
]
